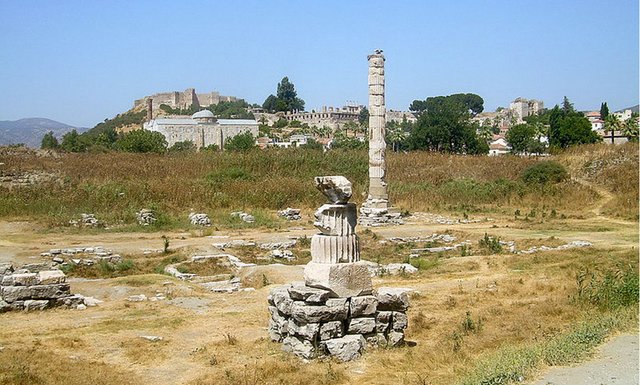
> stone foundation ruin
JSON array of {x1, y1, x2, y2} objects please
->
[
  {"x1": 268, "y1": 176, "x2": 409, "y2": 361},
  {"x1": 0, "y1": 263, "x2": 86, "y2": 312}
]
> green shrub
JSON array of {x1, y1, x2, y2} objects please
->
[
  {"x1": 224, "y1": 132, "x2": 256, "y2": 151},
  {"x1": 574, "y1": 264, "x2": 639, "y2": 310},
  {"x1": 521, "y1": 161, "x2": 568, "y2": 184},
  {"x1": 478, "y1": 233, "x2": 502, "y2": 254}
]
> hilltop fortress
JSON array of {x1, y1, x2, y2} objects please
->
[{"x1": 134, "y1": 88, "x2": 238, "y2": 110}]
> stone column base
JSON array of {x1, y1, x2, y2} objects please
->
[{"x1": 304, "y1": 262, "x2": 372, "y2": 298}]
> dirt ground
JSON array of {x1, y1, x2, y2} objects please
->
[{"x1": 0, "y1": 206, "x2": 637, "y2": 385}]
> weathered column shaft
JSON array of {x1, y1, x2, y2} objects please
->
[{"x1": 366, "y1": 52, "x2": 389, "y2": 208}]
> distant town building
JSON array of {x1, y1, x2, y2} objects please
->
[
  {"x1": 488, "y1": 136, "x2": 511, "y2": 156},
  {"x1": 144, "y1": 110, "x2": 257, "y2": 149},
  {"x1": 509, "y1": 97, "x2": 544, "y2": 123},
  {"x1": 279, "y1": 104, "x2": 364, "y2": 130},
  {"x1": 134, "y1": 88, "x2": 238, "y2": 110}
]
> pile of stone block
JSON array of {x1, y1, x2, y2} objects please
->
[
  {"x1": 267, "y1": 176, "x2": 410, "y2": 361},
  {"x1": 278, "y1": 208, "x2": 302, "y2": 221},
  {"x1": 189, "y1": 212, "x2": 211, "y2": 226},
  {"x1": 0, "y1": 263, "x2": 84, "y2": 312},
  {"x1": 268, "y1": 284, "x2": 409, "y2": 361},
  {"x1": 69, "y1": 213, "x2": 100, "y2": 227},
  {"x1": 137, "y1": 209, "x2": 157, "y2": 226},
  {"x1": 231, "y1": 211, "x2": 256, "y2": 223}
]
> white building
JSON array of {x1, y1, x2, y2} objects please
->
[{"x1": 144, "y1": 110, "x2": 258, "y2": 149}]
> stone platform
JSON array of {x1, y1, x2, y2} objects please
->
[{"x1": 268, "y1": 284, "x2": 410, "y2": 361}]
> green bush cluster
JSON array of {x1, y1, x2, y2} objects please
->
[{"x1": 521, "y1": 161, "x2": 568, "y2": 184}]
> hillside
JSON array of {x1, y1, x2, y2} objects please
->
[{"x1": 0, "y1": 118, "x2": 86, "y2": 147}]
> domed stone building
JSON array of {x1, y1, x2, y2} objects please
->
[{"x1": 144, "y1": 110, "x2": 258, "y2": 149}]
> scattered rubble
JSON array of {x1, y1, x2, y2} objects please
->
[
  {"x1": 42, "y1": 246, "x2": 122, "y2": 266},
  {"x1": 361, "y1": 261, "x2": 418, "y2": 277},
  {"x1": 69, "y1": 213, "x2": 100, "y2": 227},
  {"x1": 212, "y1": 240, "x2": 256, "y2": 248},
  {"x1": 278, "y1": 208, "x2": 302, "y2": 221},
  {"x1": 517, "y1": 240, "x2": 592, "y2": 254},
  {"x1": 137, "y1": 209, "x2": 157, "y2": 226},
  {"x1": 409, "y1": 212, "x2": 491, "y2": 225},
  {"x1": 189, "y1": 212, "x2": 211, "y2": 226},
  {"x1": 140, "y1": 335, "x2": 163, "y2": 342},
  {"x1": 269, "y1": 249, "x2": 296, "y2": 261},
  {"x1": 231, "y1": 211, "x2": 255, "y2": 223},
  {"x1": 387, "y1": 233, "x2": 457, "y2": 244}
]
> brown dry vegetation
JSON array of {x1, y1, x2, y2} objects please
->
[{"x1": 1, "y1": 143, "x2": 636, "y2": 226}]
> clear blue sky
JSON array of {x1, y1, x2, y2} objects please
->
[{"x1": 0, "y1": 0, "x2": 638, "y2": 127}]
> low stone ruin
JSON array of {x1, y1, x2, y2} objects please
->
[
  {"x1": 278, "y1": 208, "x2": 302, "y2": 221},
  {"x1": 0, "y1": 263, "x2": 86, "y2": 312},
  {"x1": 268, "y1": 176, "x2": 410, "y2": 361},
  {"x1": 69, "y1": 213, "x2": 100, "y2": 227},
  {"x1": 231, "y1": 211, "x2": 255, "y2": 223},
  {"x1": 137, "y1": 209, "x2": 157, "y2": 226},
  {"x1": 189, "y1": 212, "x2": 211, "y2": 226}
]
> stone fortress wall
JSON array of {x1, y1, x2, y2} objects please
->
[{"x1": 134, "y1": 88, "x2": 238, "y2": 110}]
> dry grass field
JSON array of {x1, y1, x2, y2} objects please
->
[{"x1": 0, "y1": 143, "x2": 637, "y2": 385}]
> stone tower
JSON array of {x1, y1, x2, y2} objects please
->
[
  {"x1": 360, "y1": 50, "x2": 402, "y2": 226},
  {"x1": 146, "y1": 98, "x2": 153, "y2": 122}
]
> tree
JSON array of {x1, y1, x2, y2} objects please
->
[
  {"x1": 299, "y1": 138, "x2": 324, "y2": 150},
  {"x1": 224, "y1": 131, "x2": 255, "y2": 151},
  {"x1": 331, "y1": 132, "x2": 366, "y2": 150},
  {"x1": 61, "y1": 129, "x2": 89, "y2": 152},
  {"x1": 116, "y1": 130, "x2": 167, "y2": 153},
  {"x1": 410, "y1": 93, "x2": 484, "y2": 117},
  {"x1": 408, "y1": 96, "x2": 488, "y2": 154},
  {"x1": 548, "y1": 98, "x2": 600, "y2": 148},
  {"x1": 358, "y1": 107, "x2": 369, "y2": 128},
  {"x1": 506, "y1": 124, "x2": 544, "y2": 155},
  {"x1": 270, "y1": 77, "x2": 305, "y2": 112},
  {"x1": 600, "y1": 102, "x2": 609, "y2": 120},
  {"x1": 623, "y1": 113, "x2": 639, "y2": 142},
  {"x1": 562, "y1": 96, "x2": 574, "y2": 113},
  {"x1": 41, "y1": 131, "x2": 60, "y2": 150},
  {"x1": 262, "y1": 94, "x2": 278, "y2": 112}
]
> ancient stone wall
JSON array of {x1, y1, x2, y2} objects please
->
[
  {"x1": 0, "y1": 263, "x2": 84, "y2": 312},
  {"x1": 134, "y1": 88, "x2": 237, "y2": 110}
]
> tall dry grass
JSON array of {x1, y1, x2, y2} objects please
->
[{"x1": 0, "y1": 143, "x2": 636, "y2": 225}]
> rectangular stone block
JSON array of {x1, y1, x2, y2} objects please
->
[
  {"x1": 37, "y1": 270, "x2": 66, "y2": 285},
  {"x1": 319, "y1": 321, "x2": 344, "y2": 341},
  {"x1": 304, "y1": 262, "x2": 373, "y2": 298},
  {"x1": 24, "y1": 299, "x2": 49, "y2": 311},
  {"x1": 287, "y1": 319, "x2": 320, "y2": 340},
  {"x1": 349, "y1": 295, "x2": 378, "y2": 317},
  {"x1": 376, "y1": 287, "x2": 410, "y2": 311},
  {"x1": 392, "y1": 311, "x2": 408, "y2": 331},
  {"x1": 291, "y1": 298, "x2": 348, "y2": 324},
  {"x1": 0, "y1": 285, "x2": 31, "y2": 302},
  {"x1": 269, "y1": 287, "x2": 293, "y2": 315},
  {"x1": 5, "y1": 273, "x2": 38, "y2": 286},
  {"x1": 287, "y1": 284, "x2": 330, "y2": 304},
  {"x1": 347, "y1": 317, "x2": 376, "y2": 334},
  {"x1": 375, "y1": 311, "x2": 392, "y2": 333}
]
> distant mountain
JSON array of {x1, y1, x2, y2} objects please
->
[
  {"x1": 616, "y1": 105, "x2": 639, "y2": 113},
  {"x1": 0, "y1": 118, "x2": 87, "y2": 148}
]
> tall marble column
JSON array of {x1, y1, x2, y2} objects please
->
[
  {"x1": 360, "y1": 50, "x2": 403, "y2": 226},
  {"x1": 364, "y1": 50, "x2": 389, "y2": 209}
]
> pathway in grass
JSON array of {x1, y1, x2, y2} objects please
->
[{"x1": 529, "y1": 334, "x2": 638, "y2": 385}]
